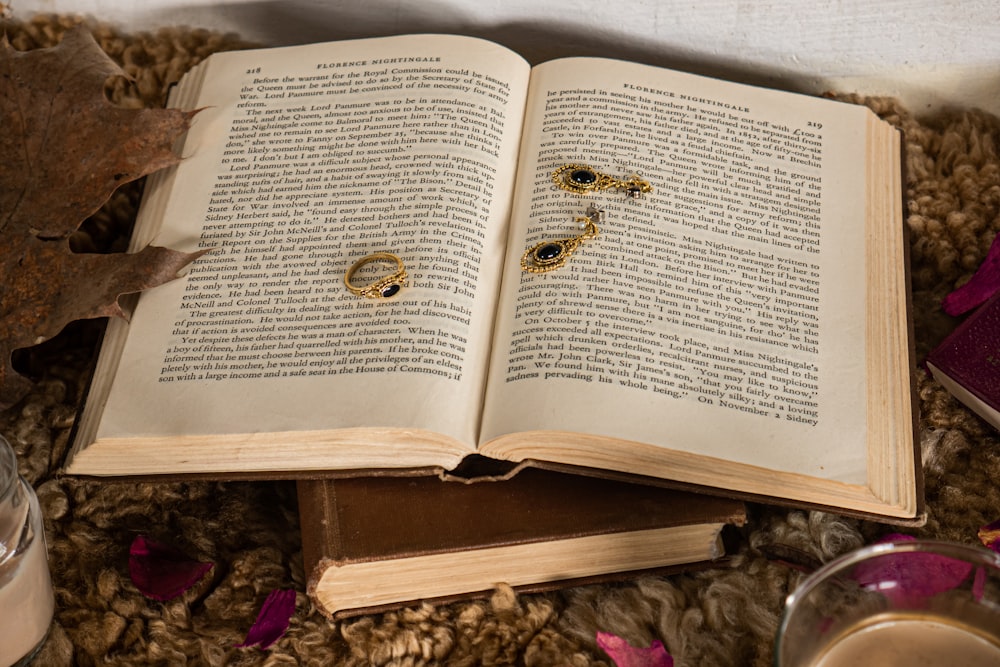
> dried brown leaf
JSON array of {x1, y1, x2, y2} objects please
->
[{"x1": 0, "y1": 26, "x2": 203, "y2": 408}]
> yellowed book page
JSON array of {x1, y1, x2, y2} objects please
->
[
  {"x1": 313, "y1": 523, "x2": 723, "y2": 615},
  {"x1": 79, "y1": 35, "x2": 530, "y2": 470},
  {"x1": 481, "y1": 57, "x2": 892, "y2": 486}
]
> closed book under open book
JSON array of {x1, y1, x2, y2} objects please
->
[{"x1": 298, "y1": 465, "x2": 747, "y2": 618}]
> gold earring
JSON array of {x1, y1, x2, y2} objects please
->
[
  {"x1": 521, "y1": 204, "x2": 604, "y2": 274},
  {"x1": 552, "y1": 164, "x2": 652, "y2": 199}
]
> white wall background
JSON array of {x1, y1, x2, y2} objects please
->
[{"x1": 14, "y1": 0, "x2": 1000, "y2": 117}]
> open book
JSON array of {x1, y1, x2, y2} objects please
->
[{"x1": 67, "y1": 34, "x2": 919, "y2": 520}]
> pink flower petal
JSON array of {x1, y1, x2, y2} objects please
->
[
  {"x1": 128, "y1": 535, "x2": 214, "y2": 601},
  {"x1": 852, "y1": 535, "x2": 972, "y2": 606},
  {"x1": 978, "y1": 519, "x2": 1000, "y2": 553},
  {"x1": 596, "y1": 631, "x2": 673, "y2": 667},
  {"x1": 237, "y1": 589, "x2": 296, "y2": 650},
  {"x1": 942, "y1": 233, "x2": 1000, "y2": 315}
]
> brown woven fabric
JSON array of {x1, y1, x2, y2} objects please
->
[{"x1": 3, "y1": 14, "x2": 999, "y2": 667}]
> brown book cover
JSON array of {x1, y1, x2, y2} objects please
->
[{"x1": 299, "y1": 464, "x2": 747, "y2": 619}]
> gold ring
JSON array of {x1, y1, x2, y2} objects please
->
[{"x1": 344, "y1": 252, "x2": 408, "y2": 298}]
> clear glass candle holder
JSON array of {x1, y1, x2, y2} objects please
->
[
  {"x1": 0, "y1": 436, "x2": 54, "y2": 667},
  {"x1": 774, "y1": 539, "x2": 1000, "y2": 667}
]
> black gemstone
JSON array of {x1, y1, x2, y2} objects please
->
[
  {"x1": 535, "y1": 243, "x2": 563, "y2": 262},
  {"x1": 380, "y1": 283, "x2": 401, "y2": 298},
  {"x1": 570, "y1": 169, "x2": 597, "y2": 185}
]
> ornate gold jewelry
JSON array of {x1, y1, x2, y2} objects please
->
[
  {"x1": 521, "y1": 204, "x2": 604, "y2": 274},
  {"x1": 344, "y1": 252, "x2": 408, "y2": 298},
  {"x1": 552, "y1": 164, "x2": 652, "y2": 199}
]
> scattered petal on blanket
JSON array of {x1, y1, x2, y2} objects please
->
[
  {"x1": 851, "y1": 534, "x2": 972, "y2": 606},
  {"x1": 237, "y1": 589, "x2": 297, "y2": 650},
  {"x1": 978, "y1": 519, "x2": 1000, "y2": 553},
  {"x1": 597, "y1": 631, "x2": 673, "y2": 667},
  {"x1": 128, "y1": 535, "x2": 214, "y2": 601},
  {"x1": 942, "y1": 232, "x2": 1000, "y2": 315}
]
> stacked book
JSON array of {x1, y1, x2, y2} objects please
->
[{"x1": 63, "y1": 33, "x2": 920, "y2": 616}]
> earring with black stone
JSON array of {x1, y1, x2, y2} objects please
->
[
  {"x1": 521, "y1": 204, "x2": 604, "y2": 274},
  {"x1": 552, "y1": 164, "x2": 652, "y2": 199}
]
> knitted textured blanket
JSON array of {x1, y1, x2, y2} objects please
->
[{"x1": 3, "y1": 15, "x2": 999, "y2": 667}]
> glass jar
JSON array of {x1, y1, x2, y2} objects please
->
[
  {"x1": 775, "y1": 539, "x2": 1000, "y2": 666},
  {"x1": 0, "y1": 436, "x2": 54, "y2": 667}
]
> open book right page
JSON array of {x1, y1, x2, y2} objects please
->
[{"x1": 479, "y1": 57, "x2": 913, "y2": 515}]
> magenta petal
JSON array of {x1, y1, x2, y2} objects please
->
[
  {"x1": 597, "y1": 632, "x2": 674, "y2": 667},
  {"x1": 978, "y1": 519, "x2": 1000, "y2": 553},
  {"x1": 942, "y1": 233, "x2": 1000, "y2": 315},
  {"x1": 128, "y1": 535, "x2": 214, "y2": 601},
  {"x1": 853, "y1": 535, "x2": 972, "y2": 606},
  {"x1": 237, "y1": 589, "x2": 296, "y2": 650}
]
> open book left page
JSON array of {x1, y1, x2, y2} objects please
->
[{"x1": 68, "y1": 34, "x2": 531, "y2": 475}]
